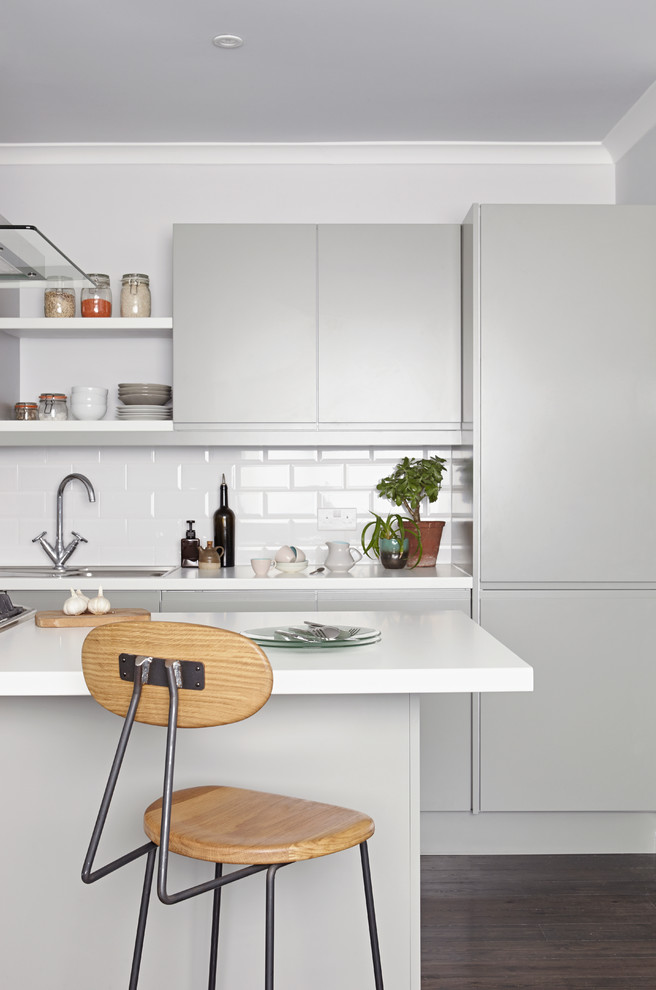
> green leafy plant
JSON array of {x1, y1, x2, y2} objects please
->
[
  {"x1": 360, "y1": 512, "x2": 422, "y2": 566},
  {"x1": 375, "y1": 455, "x2": 447, "y2": 524}
]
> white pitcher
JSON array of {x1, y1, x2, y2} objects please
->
[{"x1": 324, "y1": 540, "x2": 363, "y2": 572}]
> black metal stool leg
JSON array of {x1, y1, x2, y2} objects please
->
[
  {"x1": 128, "y1": 843, "x2": 157, "y2": 990},
  {"x1": 265, "y1": 865, "x2": 281, "y2": 990},
  {"x1": 360, "y1": 842, "x2": 384, "y2": 989},
  {"x1": 208, "y1": 863, "x2": 223, "y2": 990}
]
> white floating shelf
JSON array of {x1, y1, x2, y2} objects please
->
[
  {"x1": 0, "y1": 421, "x2": 174, "y2": 432},
  {"x1": 0, "y1": 317, "x2": 172, "y2": 339}
]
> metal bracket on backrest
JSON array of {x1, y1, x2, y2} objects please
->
[{"x1": 119, "y1": 653, "x2": 205, "y2": 691}]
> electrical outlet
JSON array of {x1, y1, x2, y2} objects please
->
[{"x1": 317, "y1": 507, "x2": 358, "y2": 530}]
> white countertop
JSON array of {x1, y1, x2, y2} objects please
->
[
  {"x1": 0, "y1": 609, "x2": 531, "y2": 697},
  {"x1": 1, "y1": 562, "x2": 473, "y2": 592}
]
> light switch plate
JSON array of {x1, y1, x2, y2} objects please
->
[{"x1": 317, "y1": 507, "x2": 358, "y2": 530}]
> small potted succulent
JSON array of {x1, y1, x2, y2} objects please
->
[
  {"x1": 375, "y1": 455, "x2": 447, "y2": 567},
  {"x1": 360, "y1": 512, "x2": 422, "y2": 569}
]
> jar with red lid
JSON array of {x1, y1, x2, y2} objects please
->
[
  {"x1": 81, "y1": 274, "x2": 112, "y2": 317},
  {"x1": 14, "y1": 402, "x2": 38, "y2": 421},
  {"x1": 38, "y1": 394, "x2": 68, "y2": 420}
]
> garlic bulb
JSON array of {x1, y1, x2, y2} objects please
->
[
  {"x1": 63, "y1": 589, "x2": 88, "y2": 616},
  {"x1": 87, "y1": 586, "x2": 111, "y2": 615},
  {"x1": 75, "y1": 588, "x2": 89, "y2": 606}
]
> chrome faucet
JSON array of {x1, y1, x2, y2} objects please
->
[{"x1": 32, "y1": 473, "x2": 96, "y2": 570}]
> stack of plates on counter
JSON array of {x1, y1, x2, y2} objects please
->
[
  {"x1": 243, "y1": 625, "x2": 381, "y2": 648},
  {"x1": 117, "y1": 383, "x2": 172, "y2": 419}
]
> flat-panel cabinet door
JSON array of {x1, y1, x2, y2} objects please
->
[
  {"x1": 173, "y1": 224, "x2": 317, "y2": 425},
  {"x1": 317, "y1": 224, "x2": 461, "y2": 426},
  {"x1": 480, "y1": 591, "x2": 656, "y2": 811},
  {"x1": 478, "y1": 205, "x2": 656, "y2": 583}
]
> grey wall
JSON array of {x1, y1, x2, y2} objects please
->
[{"x1": 615, "y1": 124, "x2": 656, "y2": 203}]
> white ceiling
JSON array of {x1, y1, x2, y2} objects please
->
[{"x1": 3, "y1": 0, "x2": 656, "y2": 145}]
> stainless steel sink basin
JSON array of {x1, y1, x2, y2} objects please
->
[{"x1": 0, "y1": 566, "x2": 173, "y2": 579}]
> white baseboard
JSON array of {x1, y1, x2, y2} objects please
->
[{"x1": 421, "y1": 810, "x2": 656, "y2": 855}]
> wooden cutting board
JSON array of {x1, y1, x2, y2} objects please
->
[{"x1": 35, "y1": 608, "x2": 151, "y2": 628}]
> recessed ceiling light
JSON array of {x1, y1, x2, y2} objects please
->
[{"x1": 212, "y1": 34, "x2": 243, "y2": 49}]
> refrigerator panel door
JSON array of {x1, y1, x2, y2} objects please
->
[
  {"x1": 479, "y1": 590, "x2": 656, "y2": 812},
  {"x1": 479, "y1": 205, "x2": 656, "y2": 583}
]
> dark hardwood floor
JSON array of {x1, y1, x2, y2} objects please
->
[{"x1": 421, "y1": 855, "x2": 656, "y2": 989}]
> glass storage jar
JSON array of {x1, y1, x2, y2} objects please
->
[
  {"x1": 38, "y1": 393, "x2": 68, "y2": 420},
  {"x1": 120, "y1": 273, "x2": 151, "y2": 317},
  {"x1": 81, "y1": 274, "x2": 112, "y2": 317},
  {"x1": 44, "y1": 277, "x2": 75, "y2": 318},
  {"x1": 14, "y1": 402, "x2": 38, "y2": 421}
]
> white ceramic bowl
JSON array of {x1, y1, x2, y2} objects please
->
[
  {"x1": 71, "y1": 404, "x2": 107, "y2": 421},
  {"x1": 71, "y1": 386, "x2": 108, "y2": 396},
  {"x1": 275, "y1": 561, "x2": 308, "y2": 573}
]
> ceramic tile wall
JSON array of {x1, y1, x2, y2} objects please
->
[{"x1": 0, "y1": 445, "x2": 472, "y2": 567}]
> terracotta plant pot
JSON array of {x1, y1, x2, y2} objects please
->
[{"x1": 406, "y1": 520, "x2": 445, "y2": 568}]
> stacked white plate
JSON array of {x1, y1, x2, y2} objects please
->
[
  {"x1": 117, "y1": 383, "x2": 172, "y2": 419},
  {"x1": 116, "y1": 406, "x2": 172, "y2": 420}
]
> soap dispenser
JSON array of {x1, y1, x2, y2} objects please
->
[{"x1": 180, "y1": 520, "x2": 200, "y2": 568}]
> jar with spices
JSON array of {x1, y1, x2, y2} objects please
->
[
  {"x1": 14, "y1": 402, "x2": 38, "y2": 421},
  {"x1": 38, "y1": 393, "x2": 68, "y2": 421},
  {"x1": 81, "y1": 274, "x2": 112, "y2": 317},
  {"x1": 44, "y1": 277, "x2": 76, "y2": 318},
  {"x1": 120, "y1": 273, "x2": 151, "y2": 317}
]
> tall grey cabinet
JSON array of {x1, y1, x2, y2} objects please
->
[{"x1": 465, "y1": 204, "x2": 656, "y2": 812}]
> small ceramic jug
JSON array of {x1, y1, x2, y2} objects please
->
[{"x1": 324, "y1": 540, "x2": 363, "y2": 572}]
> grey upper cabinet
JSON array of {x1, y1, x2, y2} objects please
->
[
  {"x1": 479, "y1": 591, "x2": 656, "y2": 811},
  {"x1": 173, "y1": 223, "x2": 462, "y2": 431},
  {"x1": 173, "y1": 224, "x2": 317, "y2": 426},
  {"x1": 317, "y1": 225, "x2": 461, "y2": 426},
  {"x1": 474, "y1": 205, "x2": 656, "y2": 584}
]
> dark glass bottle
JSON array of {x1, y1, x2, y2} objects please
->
[{"x1": 213, "y1": 473, "x2": 235, "y2": 567}]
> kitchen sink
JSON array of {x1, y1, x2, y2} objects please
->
[{"x1": 0, "y1": 566, "x2": 174, "y2": 579}]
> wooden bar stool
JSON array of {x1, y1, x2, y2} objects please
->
[{"x1": 81, "y1": 620, "x2": 384, "y2": 989}]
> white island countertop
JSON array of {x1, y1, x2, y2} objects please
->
[
  {"x1": 0, "y1": 609, "x2": 531, "y2": 697},
  {"x1": 0, "y1": 562, "x2": 472, "y2": 592}
]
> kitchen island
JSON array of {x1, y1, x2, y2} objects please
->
[{"x1": 0, "y1": 609, "x2": 530, "y2": 990}]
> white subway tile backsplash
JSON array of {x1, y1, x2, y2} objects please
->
[
  {"x1": 233, "y1": 491, "x2": 265, "y2": 517},
  {"x1": 180, "y1": 464, "x2": 212, "y2": 492},
  {"x1": 0, "y1": 444, "x2": 460, "y2": 566},
  {"x1": 98, "y1": 490, "x2": 154, "y2": 519},
  {"x1": 267, "y1": 449, "x2": 319, "y2": 461},
  {"x1": 128, "y1": 462, "x2": 181, "y2": 491},
  {"x1": 266, "y1": 491, "x2": 318, "y2": 517},
  {"x1": 319, "y1": 490, "x2": 371, "y2": 514},
  {"x1": 293, "y1": 464, "x2": 344, "y2": 488},
  {"x1": 18, "y1": 465, "x2": 78, "y2": 492},
  {"x1": 0, "y1": 492, "x2": 47, "y2": 518},
  {"x1": 345, "y1": 463, "x2": 390, "y2": 488},
  {"x1": 320, "y1": 449, "x2": 372, "y2": 461},
  {"x1": 0, "y1": 465, "x2": 18, "y2": 491},
  {"x1": 154, "y1": 490, "x2": 209, "y2": 520},
  {"x1": 239, "y1": 464, "x2": 291, "y2": 489}
]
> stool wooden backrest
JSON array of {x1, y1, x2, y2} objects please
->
[{"x1": 81, "y1": 620, "x2": 273, "y2": 728}]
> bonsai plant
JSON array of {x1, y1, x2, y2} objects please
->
[
  {"x1": 375, "y1": 455, "x2": 447, "y2": 567},
  {"x1": 360, "y1": 512, "x2": 423, "y2": 569}
]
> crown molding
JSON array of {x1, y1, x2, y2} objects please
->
[
  {"x1": 0, "y1": 141, "x2": 612, "y2": 167},
  {"x1": 603, "y1": 82, "x2": 656, "y2": 163}
]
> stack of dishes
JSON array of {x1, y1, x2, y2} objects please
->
[{"x1": 117, "y1": 383, "x2": 172, "y2": 420}]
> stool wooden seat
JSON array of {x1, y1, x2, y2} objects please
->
[
  {"x1": 80, "y1": 620, "x2": 384, "y2": 990},
  {"x1": 144, "y1": 785, "x2": 375, "y2": 865}
]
